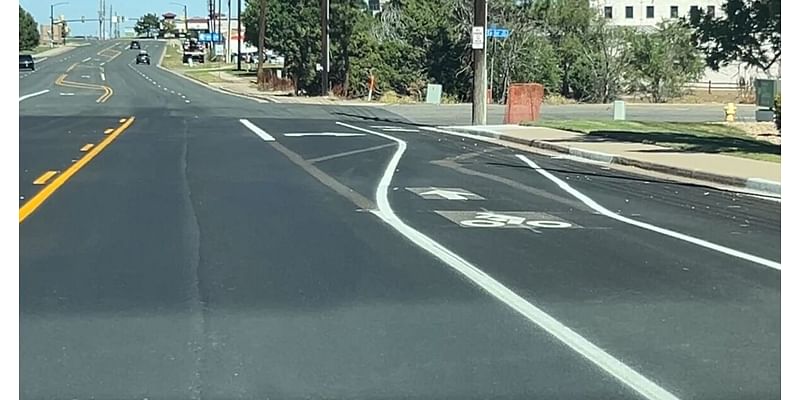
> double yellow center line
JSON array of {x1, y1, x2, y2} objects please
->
[
  {"x1": 55, "y1": 73, "x2": 113, "y2": 103},
  {"x1": 19, "y1": 117, "x2": 136, "y2": 223}
]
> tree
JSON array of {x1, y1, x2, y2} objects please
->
[
  {"x1": 625, "y1": 22, "x2": 704, "y2": 103},
  {"x1": 692, "y1": 0, "x2": 780, "y2": 74},
  {"x1": 135, "y1": 13, "x2": 160, "y2": 37},
  {"x1": 573, "y1": 19, "x2": 633, "y2": 103},
  {"x1": 256, "y1": 0, "x2": 267, "y2": 90},
  {"x1": 19, "y1": 6, "x2": 39, "y2": 51},
  {"x1": 329, "y1": 0, "x2": 370, "y2": 95},
  {"x1": 532, "y1": 0, "x2": 596, "y2": 97},
  {"x1": 243, "y1": 0, "x2": 320, "y2": 93},
  {"x1": 160, "y1": 21, "x2": 177, "y2": 37}
]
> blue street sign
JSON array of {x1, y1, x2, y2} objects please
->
[
  {"x1": 487, "y1": 28, "x2": 510, "y2": 39},
  {"x1": 199, "y1": 32, "x2": 222, "y2": 42}
]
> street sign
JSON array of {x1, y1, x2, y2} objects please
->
[
  {"x1": 471, "y1": 26, "x2": 485, "y2": 49},
  {"x1": 435, "y1": 211, "x2": 578, "y2": 229},
  {"x1": 487, "y1": 28, "x2": 510, "y2": 38},
  {"x1": 199, "y1": 32, "x2": 222, "y2": 42},
  {"x1": 406, "y1": 187, "x2": 485, "y2": 200}
]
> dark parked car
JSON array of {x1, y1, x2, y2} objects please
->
[
  {"x1": 130, "y1": 41, "x2": 141, "y2": 50},
  {"x1": 135, "y1": 51, "x2": 151, "y2": 65},
  {"x1": 19, "y1": 54, "x2": 35, "y2": 71}
]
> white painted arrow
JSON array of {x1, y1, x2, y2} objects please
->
[
  {"x1": 283, "y1": 132, "x2": 366, "y2": 137},
  {"x1": 419, "y1": 189, "x2": 474, "y2": 200}
]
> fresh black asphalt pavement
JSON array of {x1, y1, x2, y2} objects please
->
[{"x1": 20, "y1": 40, "x2": 780, "y2": 400}]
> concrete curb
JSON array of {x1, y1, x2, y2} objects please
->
[{"x1": 443, "y1": 126, "x2": 781, "y2": 195}]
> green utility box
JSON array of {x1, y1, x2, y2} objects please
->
[{"x1": 754, "y1": 79, "x2": 780, "y2": 108}]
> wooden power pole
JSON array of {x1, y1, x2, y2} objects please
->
[
  {"x1": 321, "y1": 0, "x2": 330, "y2": 96},
  {"x1": 472, "y1": 0, "x2": 488, "y2": 125}
]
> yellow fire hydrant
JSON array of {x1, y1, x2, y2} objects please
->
[{"x1": 724, "y1": 102, "x2": 737, "y2": 122}]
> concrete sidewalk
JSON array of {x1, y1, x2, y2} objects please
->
[
  {"x1": 443, "y1": 124, "x2": 781, "y2": 195},
  {"x1": 33, "y1": 45, "x2": 75, "y2": 59}
]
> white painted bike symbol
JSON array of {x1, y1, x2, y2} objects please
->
[{"x1": 460, "y1": 212, "x2": 573, "y2": 228}]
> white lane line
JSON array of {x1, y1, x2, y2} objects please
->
[
  {"x1": 336, "y1": 122, "x2": 681, "y2": 400},
  {"x1": 383, "y1": 127, "x2": 420, "y2": 132},
  {"x1": 170, "y1": 90, "x2": 175, "y2": 94},
  {"x1": 515, "y1": 154, "x2": 781, "y2": 270},
  {"x1": 284, "y1": 132, "x2": 365, "y2": 137},
  {"x1": 100, "y1": 72, "x2": 106, "y2": 81},
  {"x1": 19, "y1": 89, "x2": 50, "y2": 102},
  {"x1": 308, "y1": 143, "x2": 396, "y2": 163},
  {"x1": 82, "y1": 57, "x2": 92, "y2": 62},
  {"x1": 100, "y1": 62, "x2": 105, "y2": 66},
  {"x1": 239, "y1": 119, "x2": 275, "y2": 141},
  {"x1": 163, "y1": 87, "x2": 169, "y2": 91},
  {"x1": 185, "y1": 100, "x2": 191, "y2": 103},
  {"x1": 181, "y1": 95, "x2": 186, "y2": 98}
]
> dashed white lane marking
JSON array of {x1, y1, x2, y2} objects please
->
[
  {"x1": 185, "y1": 100, "x2": 191, "y2": 103},
  {"x1": 19, "y1": 89, "x2": 50, "y2": 102},
  {"x1": 336, "y1": 122, "x2": 682, "y2": 400},
  {"x1": 515, "y1": 154, "x2": 781, "y2": 270},
  {"x1": 239, "y1": 119, "x2": 275, "y2": 141},
  {"x1": 100, "y1": 72, "x2": 106, "y2": 81},
  {"x1": 82, "y1": 57, "x2": 92, "y2": 62},
  {"x1": 170, "y1": 90, "x2": 175, "y2": 94}
]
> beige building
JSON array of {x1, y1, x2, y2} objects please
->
[
  {"x1": 590, "y1": 0, "x2": 780, "y2": 84},
  {"x1": 39, "y1": 22, "x2": 67, "y2": 45}
]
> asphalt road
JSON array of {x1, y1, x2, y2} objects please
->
[{"x1": 20, "y1": 40, "x2": 780, "y2": 400}]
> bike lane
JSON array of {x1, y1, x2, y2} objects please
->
[{"x1": 329, "y1": 121, "x2": 779, "y2": 400}]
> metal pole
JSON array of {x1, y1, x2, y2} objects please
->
[
  {"x1": 321, "y1": 0, "x2": 330, "y2": 95},
  {"x1": 472, "y1": 0, "x2": 488, "y2": 125},
  {"x1": 237, "y1": 0, "x2": 242, "y2": 70},
  {"x1": 489, "y1": 35, "x2": 495, "y2": 103},
  {"x1": 184, "y1": 5, "x2": 188, "y2": 37},
  {"x1": 109, "y1": 4, "x2": 113, "y2": 40},
  {"x1": 226, "y1": 0, "x2": 232, "y2": 63},
  {"x1": 50, "y1": 4, "x2": 54, "y2": 47}
]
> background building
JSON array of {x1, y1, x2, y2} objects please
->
[{"x1": 590, "y1": 0, "x2": 779, "y2": 87}]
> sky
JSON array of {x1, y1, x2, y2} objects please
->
[{"x1": 19, "y1": 0, "x2": 242, "y2": 36}]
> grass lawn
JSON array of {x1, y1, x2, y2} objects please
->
[
  {"x1": 525, "y1": 120, "x2": 780, "y2": 163},
  {"x1": 21, "y1": 45, "x2": 54, "y2": 55},
  {"x1": 184, "y1": 70, "x2": 228, "y2": 84},
  {"x1": 159, "y1": 46, "x2": 185, "y2": 69}
]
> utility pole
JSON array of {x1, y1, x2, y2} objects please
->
[
  {"x1": 472, "y1": 0, "x2": 488, "y2": 125},
  {"x1": 320, "y1": 0, "x2": 330, "y2": 96},
  {"x1": 226, "y1": 0, "x2": 232, "y2": 63},
  {"x1": 236, "y1": 0, "x2": 242, "y2": 70},
  {"x1": 109, "y1": 4, "x2": 113, "y2": 40}
]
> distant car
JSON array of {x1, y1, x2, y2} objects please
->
[
  {"x1": 135, "y1": 51, "x2": 150, "y2": 65},
  {"x1": 130, "y1": 41, "x2": 141, "y2": 50},
  {"x1": 19, "y1": 54, "x2": 35, "y2": 71}
]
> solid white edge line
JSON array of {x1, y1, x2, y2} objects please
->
[
  {"x1": 335, "y1": 121, "x2": 681, "y2": 400},
  {"x1": 515, "y1": 154, "x2": 781, "y2": 270},
  {"x1": 19, "y1": 89, "x2": 50, "y2": 102},
  {"x1": 239, "y1": 119, "x2": 275, "y2": 141}
]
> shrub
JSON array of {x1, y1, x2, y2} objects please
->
[{"x1": 774, "y1": 94, "x2": 781, "y2": 131}]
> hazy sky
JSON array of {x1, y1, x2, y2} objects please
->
[{"x1": 19, "y1": 0, "x2": 241, "y2": 36}]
